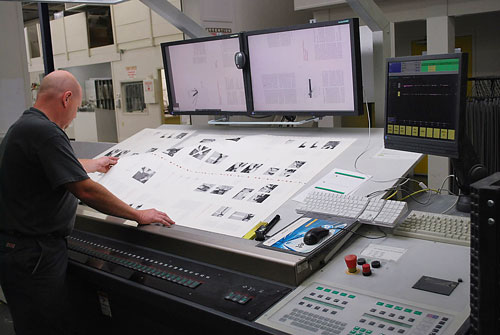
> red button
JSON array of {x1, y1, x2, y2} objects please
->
[
  {"x1": 362, "y1": 263, "x2": 372, "y2": 276},
  {"x1": 345, "y1": 254, "x2": 357, "y2": 273}
]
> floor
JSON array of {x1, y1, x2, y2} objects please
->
[{"x1": 0, "y1": 300, "x2": 14, "y2": 335}]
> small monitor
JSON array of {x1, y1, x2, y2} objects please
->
[
  {"x1": 384, "y1": 53, "x2": 468, "y2": 158},
  {"x1": 245, "y1": 19, "x2": 363, "y2": 116},
  {"x1": 161, "y1": 34, "x2": 248, "y2": 115}
]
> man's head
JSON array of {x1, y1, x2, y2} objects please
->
[{"x1": 33, "y1": 70, "x2": 82, "y2": 129}]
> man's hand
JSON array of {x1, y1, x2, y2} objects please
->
[
  {"x1": 94, "y1": 156, "x2": 119, "y2": 173},
  {"x1": 79, "y1": 157, "x2": 119, "y2": 173},
  {"x1": 136, "y1": 209, "x2": 175, "y2": 227}
]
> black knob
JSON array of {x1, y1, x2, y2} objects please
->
[
  {"x1": 357, "y1": 258, "x2": 366, "y2": 265},
  {"x1": 371, "y1": 260, "x2": 381, "y2": 268}
]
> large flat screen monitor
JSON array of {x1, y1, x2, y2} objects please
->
[
  {"x1": 245, "y1": 19, "x2": 363, "y2": 116},
  {"x1": 384, "y1": 53, "x2": 468, "y2": 158},
  {"x1": 161, "y1": 34, "x2": 248, "y2": 115}
]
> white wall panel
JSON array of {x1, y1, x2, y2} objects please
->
[
  {"x1": 50, "y1": 18, "x2": 66, "y2": 55},
  {"x1": 64, "y1": 13, "x2": 88, "y2": 52}
]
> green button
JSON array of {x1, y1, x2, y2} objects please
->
[
  {"x1": 359, "y1": 329, "x2": 366, "y2": 332},
  {"x1": 333, "y1": 291, "x2": 339, "y2": 294},
  {"x1": 354, "y1": 326, "x2": 360, "y2": 330},
  {"x1": 340, "y1": 293, "x2": 347, "y2": 296},
  {"x1": 348, "y1": 295, "x2": 356, "y2": 299},
  {"x1": 404, "y1": 308, "x2": 412, "y2": 313},
  {"x1": 316, "y1": 286, "x2": 324, "y2": 290},
  {"x1": 414, "y1": 311, "x2": 422, "y2": 315},
  {"x1": 395, "y1": 306, "x2": 403, "y2": 310},
  {"x1": 350, "y1": 331, "x2": 356, "y2": 334},
  {"x1": 324, "y1": 289, "x2": 331, "y2": 292},
  {"x1": 366, "y1": 331, "x2": 373, "y2": 334},
  {"x1": 376, "y1": 302, "x2": 384, "y2": 306},
  {"x1": 385, "y1": 304, "x2": 393, "y2": 308}
]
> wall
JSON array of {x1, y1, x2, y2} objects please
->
[
  {"x1": 63, "y1": 63, "x2": 113, "y2": 102},
  {"x1": 394, "y1": 11, "x2": 500, "y2": 76},
  {"x1": 0, "y1": 2, "x2": 31, "y2": 136},
  {"x1": 182, "y1": 0, "x2": 312, "y2": 34},
  {"x1": 112, "y1": 46, "x2": 165, "y2": 141},
  {"x1": 297, "y1": 0, "x2": 500, "y2": 22}
]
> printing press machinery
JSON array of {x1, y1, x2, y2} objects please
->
[{"x1": 68, "y1": 126, "x2": 470, "y2": 335}]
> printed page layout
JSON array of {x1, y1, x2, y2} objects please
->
[{"x1": 91, "y1": 129, "x2": 354, "y2": 237}]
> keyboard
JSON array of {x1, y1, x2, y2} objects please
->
[
  {"x1": 296, "y1": 191, "x2": 408, "y2": 228},
  {"x1": 393, "y1": 210, "x2": 470, "y2": 246}
]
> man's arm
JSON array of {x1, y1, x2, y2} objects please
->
[
  {"x1": 79, "y1": 156, "x2": 119, "y2": 174},
  {"x1": 66, "y1": 178, "x2": 175, "y2": 226}
]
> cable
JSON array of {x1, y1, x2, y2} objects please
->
[
  {"x1": 354, "y1": 89, "x2": 372, "y2": 174},
  {"x1": 438, "y1": 175, "x2": 458, "y2": 195},
  {"x1": 441, "y1": 196, "x2": 460, "y2": 214},
  {"x1": 399, "y1": 188, "x2": 439, "y2": 201},
  {"x1": 334, "y1": 224, "x2": 387, "y2": 240}
]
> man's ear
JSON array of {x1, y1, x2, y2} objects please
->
[{"x1": 63, "y1": 91, "x2": 72, "y2": 107}]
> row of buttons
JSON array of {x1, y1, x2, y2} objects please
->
[
  {"x1": 369, "y1": 308, "x2": 415, "y2": 322},
  {"x1": 70, "y1": 238, "x2": 211, "y2": 278},
  {"x1": 70, "y1": 242, "x2": 202, "y2": 288},
  {"x1": 298, "y1": 301, "x2": 339, "y2": 315},
  {"x1": 309, "y1": 293, "x2": 349, "y2": 305},
  {"x1": 376, "y1": 302, "x2": 423, "y2": 315},
  {"x1": 315, "y1": 286, "x2": 356, "y2": 299},
  {"x1": 224, "y1": 292, "x2": 252, "y2": 305},
  {"x1": 358, "y1": 318, "x2": 406, "y2": 333}
]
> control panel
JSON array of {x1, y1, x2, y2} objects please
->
[
  {"x1": 68, "y1": 229, "x2": 291, "y2": 321},
  {"x1": 257, "y1": 228, "x2": 470, "y2": 334},
  {"x1": 268, "y1": 282, "x2": 453, "y2": 335}
]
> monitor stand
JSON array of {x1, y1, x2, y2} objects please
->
[{"x1": 208, "y1": 115, "x2": 320, "y2": 126}]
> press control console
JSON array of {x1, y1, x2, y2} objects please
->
[
  {"x1": 68, "y1": 229, "x2": 291, "y2": 321},
  {"x1": 266, "y1": 282, "x2": 454, "y2": 335}
]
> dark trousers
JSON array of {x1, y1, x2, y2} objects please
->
[{"x1": 0, "y1": 234, "x2": 69, "y2": 335}]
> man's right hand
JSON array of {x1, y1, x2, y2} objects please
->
[{"x1": 136, "y1": 209, "x2": 175, "y2": 227}]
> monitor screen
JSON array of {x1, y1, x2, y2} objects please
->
[
  {"x1": 246, "y1": 19, "x2": 363, "y2": 115},
  {"x1": 161, "y1": 34, "x2": 247, "y2": 114},
  {"x1": 384, "y1": 53, "x2": 468, "y2": 158}
]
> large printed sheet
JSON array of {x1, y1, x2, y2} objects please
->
[{"x1": 92, "y1": 130, "x2": 354, "y2": 237}]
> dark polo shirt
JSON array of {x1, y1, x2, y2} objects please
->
[{"x1": 0, "y1": 107, "x2": 89, "y2": 237}]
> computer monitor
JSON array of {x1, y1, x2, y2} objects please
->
[
  {"x1": 161, "y1": 34, "x2": 248, "y2": 115},
  {"x1": 384, "y1": 53, "x2": 488, "y2": 212},
  {"x1": 245, "y1": 19, "x2": 363, "y2": 116},
  {"x1": 384, "y1": 53, "x2": 468, "y2": 158}
]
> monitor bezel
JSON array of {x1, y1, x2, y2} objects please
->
[
  {"x1": 244, "y1": 18, "x2": 364, "y2": 116},
  {"x1": 160, "y1": 33, "x2": 250, "y2": 115},
  {"x1": 383, "y1": 52, "x2": 468, "y2": 159}
]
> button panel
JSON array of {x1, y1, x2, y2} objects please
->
[
  {"x1": 68, "y1": 230, "x2": 291, "y2": 322},
  {"x1": 269, "y1": 282, "x2": 454, "y2": 335}
]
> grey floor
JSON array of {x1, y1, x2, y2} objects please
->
[{"x1": 0, "y1": 300, "x2": 15, "y2": 335}]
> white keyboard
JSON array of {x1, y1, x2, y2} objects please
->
[
  {"x1": 393, "y1": 210, "x2": 470, "y2": 246},
  {"x1": 296, "y1": 191, "x2": 408, "y2": 228}
]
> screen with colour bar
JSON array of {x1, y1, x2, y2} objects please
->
[
  {"x1": 384, "y1": 53, "x2": 468, "y2": 158},
  {"x1": 246, "y1": 19, "x2": 363, "y2": 115},
  {"x1": 161, "y1": 34, "x2": 247, "y2": 115}
]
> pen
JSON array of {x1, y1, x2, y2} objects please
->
[{"x1": 255, "y1": 214, "x2": 281, "y2": 241}]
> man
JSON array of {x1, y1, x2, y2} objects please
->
[{"x1": 0, "y1": 70, "x2": 175, "y2": 334}]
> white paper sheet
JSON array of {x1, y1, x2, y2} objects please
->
[
  {"x1": 93, "y1": 132, "x2": 354, "y2": 237},
  {"x1": 293, "y1": 168, "x2": 370, "y2": 203}
]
